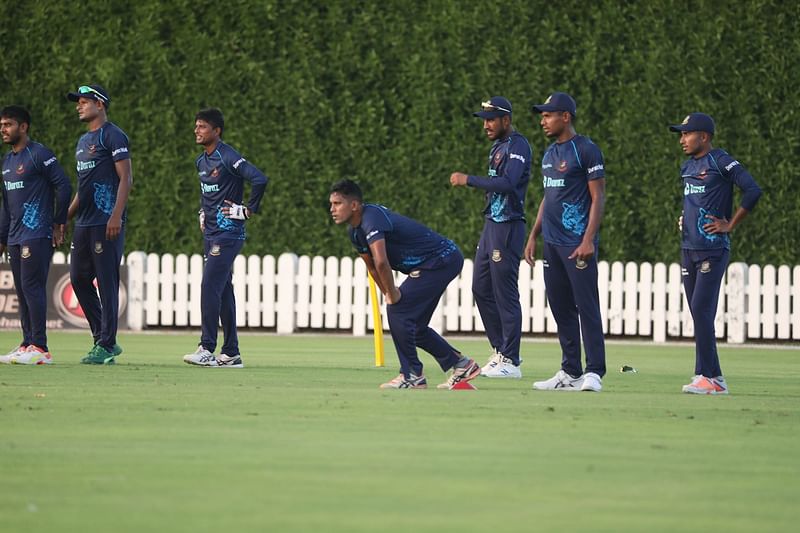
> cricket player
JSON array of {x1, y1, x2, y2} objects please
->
[
  {"x1": 669, "y1": 112, "x2": 761, "y2": 395},
  {"x1": 66, "y1": 84, "x2": 132, "y2": 365},
  {"x1": 329, "y1": 179, "x2": 480, "y2": 389},
  {"x1": 450, "y1": 96, "x2": 532, "y2": 379},
  {"x1": 183, "y1": 108, "x2": 268, "y2": 368},
  {"x1": 0, "y1": 106, "x2": 72, "y2": 364},
  {"x1": 526, "y1": 92, "x2": 607, "y2": 392}
]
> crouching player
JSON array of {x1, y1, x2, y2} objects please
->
[{"x1": 329, "y1": 179, "x2": 479, "y2": 389}]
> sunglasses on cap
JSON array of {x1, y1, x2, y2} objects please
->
[
  {"x1": 77, "y1": 86, "x2": 109, "y2": 102},
  {"x1": 481, "y1": 101, "x2": 511, "y2": 114}
]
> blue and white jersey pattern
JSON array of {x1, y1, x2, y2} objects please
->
[
  {"x1": 74, "y1": 121, "x2": 130, "y2": 227},
  {"x1": 350, "y1": 204, "x2": 457, "y2": 274},
  {"x1": 540, "y1": 135, "x2": 605, "y2": 246},
  {"x1": 1, "y1": 141, "x2": 72, "y2": 245}
]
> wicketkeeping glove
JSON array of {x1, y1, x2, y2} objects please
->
[{"x1": 227, "y1": 203, "x2": 249, "y2": 220}]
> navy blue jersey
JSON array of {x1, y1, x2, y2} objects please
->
[
  {"x1": 74, "y1": 121, "x2": 130, "y2": 227},
  {"x1": 197, "y1": 141, "x2": 268, "y2": 241},
  {"x1": 467, "y1": 131, "x2": 532, "y2": 223},
  {"x1": 350, "y1": 204, "x2": 457, "y2": 274},
  {"x1": 1, "y1": 141, "x2": 72, "y2": 245},
  {"x1": 540, "y1": 135, "x2": 605, "y2": 246},
  {"x1": 681, "y1": 148, "x2": 761, "y2": 250}
]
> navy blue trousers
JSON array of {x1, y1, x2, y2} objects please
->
[
  {"x1": 8, "y1": 239, "x2": 53, "y2": 350},
  {"x1": 681, "y1": 248, "x2": 729, "y2": 378},
  {"x1": 200, "y1": 238, "x2": 243, "y2": 355},
  {"x1": 70, "y1": 225, "x2": 125, "y2": 350},
  {"x1": 542, "y1": 241, "x2": 606, "y2": 377},
  {"x1": 387, "y1": 249, "x2": 464, "y2": 378},
  {"x1": 472, "y1": 219, "x2": 525, "y2": 365}
]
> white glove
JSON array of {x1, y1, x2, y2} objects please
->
[
  {"x1": 227, "y1": 203, "x2": 249, "y2": 220},
  {"x1": 199, "y1": 209, "x2": 205, "y2": 231}
]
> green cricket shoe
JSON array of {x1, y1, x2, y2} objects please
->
[
  {"x1": 80, "y1": 344, "x2": 117, "y2": 365},
  {"x1": 111, "y1": 344, "x2": 123, "y2": 356}
]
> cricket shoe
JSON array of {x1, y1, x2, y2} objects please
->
[
  {"x1": 11, "y1": 345, "x2": 53, "y2": 365},
  {"x1": 580, "y1": 372, "x2": 602, "y2": 392},
  {"x1": 437, "y1": 358, "x2": 481, "y2": 389},
  {"x1": 482, "y1": 355, "x2": 522, "y2": 378},
  {"x1": 111, "y1": 344, "x2": 123, "y2": 357},
  {"x1": 217, "y1": 353, "x2": 244, "y2": 368},
  {"x1": 183, "y1": 346, "x2": 218, "y2": 367},
  {"x1": 480, "y1": 349, "x2": 502, "y2": 376},
  {"x1": 380, "y1": 373, "x2": 427, "y2": 389},
  {"x1": 0, "y1": 345, "x2": 26, "y2": 364},
  {"x1": 682, "y1": 375, "x2": 728, "y2": 395},
  {"x1": 81, "y1": 345, "x2": 117, "y2": 365},
  {"x1": 532, "y1": 370, "x2": 584, "y2": 391}
]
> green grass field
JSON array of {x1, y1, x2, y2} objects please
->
[{"x1": 1, "y1": 331, "x2": 798, "y2": 533}]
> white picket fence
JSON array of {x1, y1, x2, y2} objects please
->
[{"x1": 112, "y1": 251, "x2": 800, "y2": 343}]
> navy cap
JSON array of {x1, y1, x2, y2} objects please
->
[
  {"x1": 669, "y1": 112, "x2": 715, "y2": 134},
  {"x1": 67, "y1": 84, "x2": 111, "y2": 107},
  {"x1": 531, "y1": 92, "x2": 577, "y2": 116},
  {"x1": 473, "y1": 96, "x2": 512, "y2": 119}
]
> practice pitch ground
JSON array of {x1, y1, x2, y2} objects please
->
[{"x1": 1, "y1": 331, "x2": 798, "y2": 532}]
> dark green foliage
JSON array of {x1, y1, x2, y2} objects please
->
[{"x1": 1, "y1": 0, "x2": 797, "y2": 264}]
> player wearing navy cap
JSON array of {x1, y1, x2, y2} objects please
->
[
  {"x1": 0, "y1": 106, "x2": 72, "y2": 365},
  {"x1": 330, "y1": 179, "x2": 480, "y2": 389},
  {"x1": 183, "y1": 108, "x2": 268, "y2": 368},
  {"x1": 669, "y1": 112, "x2": 761, "y2": 395},
  {"x1": 526, "y1": 92, "x2": 607, "y2": 392},
  {"x1": 65, "y1": 84, "x2": 132, "y2": 365},
  {"x1": 450, "y1": 96, "x2": 532, "y2": 379}
]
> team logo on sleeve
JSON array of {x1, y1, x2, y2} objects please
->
[
  {"x1": 21, "y1": 246, "x2": 31, "y2": 259},
  {"x1": 558, "y1": 160, "x2": 568, "y2": 172},
  {"x1": 491, "y1": 249, "x2": 502, "y2": 262},
  {"x1": 94, "y1": 241, "x2": 104, "y2": 254},
  {"x1": 16, "y1": 164, "x2": 24, "y2": 175},
  {"x1": 210, "y1": 244, "x2": 221, "y2": 256}
]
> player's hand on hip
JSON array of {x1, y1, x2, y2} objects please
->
[
  {"x1": 222, "y1": 200, "x2": 250, "y2": 220},
  {"x1": 568, "y1": 240, "x2": 594, "y2": 262},
  {"x1": 52, "y1": 224, "x2": 66, "y2": 247},
  {"x1": 703, "y1": 215, "x2": 731, "y2": 234},
  {"x1": 524, "y1": 233, "x2": 537, "y2": 266},
  {"x1": 385, "y1": 287, "x2": 402, "y2": 305},
  {"x1": 449, "y1": 172, "x2": 468, "y2": 186},
  {"x1": 106, "y1": 215, "x2": 122, "y2": 241}
]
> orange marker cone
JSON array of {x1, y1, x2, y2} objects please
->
[{"x1": 450, "y1": 381, "x2": 477, "y2": 390}]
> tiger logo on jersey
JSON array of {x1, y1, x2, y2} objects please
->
[
  {"x1": 562, "y1": 201, "x2": 587, "y2": 236},
  {"x1": 22, "y1": 200, "x2": 41, "y2": 230},
  {"x1": 93, "y1": 182, "x2": 115, "y2": 215}
]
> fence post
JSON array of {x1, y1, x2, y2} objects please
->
[
  {"x1": 276, "y1": 253, "x2": 298, "y2": 333},
  {"x1": 126, "y1": 251, "x2": 146, "y2": 331},
  {"x1": 726, "y1": 262, "x2": 747, "y2": 343}
]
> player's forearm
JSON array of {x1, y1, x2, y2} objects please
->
[
  {"x1": 110, "y1": 162, "x2": 133, "y2": 219},
  {"x1": 67, "y1": 194, "x2": 79, "y2": 221},
  {"x1": 532, "y1": 199, "x2": 545, "y2": 238},
  {"x1": 581, "y1": 196, "x2": 605, "y2": 245},
  {"x1": 727, "y1": 206, "x2": 750, "y2": 232}
]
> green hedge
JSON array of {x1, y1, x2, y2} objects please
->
[{"x1": 1, "y1": 0, "x2": 797, "y2": 265}]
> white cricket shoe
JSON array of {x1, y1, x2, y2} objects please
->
[
  {"x1": 183, "y1": 346, "x2": 218, "y2": 366},
  {"x1": 217, "y1": 353, "x2": 244, "y2": 368},
  {"x1": 532, "y1": 370, "x2": 584, "y2": 391},
  {"x1": 0, "y1": 345, "x2": 26, "y2": 364},
  {"x1": 482, "y1": 356, "x2": 522, "y2": 378},
  {"x1": 12, "y1": 345, "x2": 53, "y2": 365},
  {"x1": 480, "y1": 349, "x2": 502, "y2": 376},
  {"x1": 580, "y1": 372, "x2": 602, "y2": 392}
]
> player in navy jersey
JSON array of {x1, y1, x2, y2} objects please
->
[
  {"x1": 669, "y1": 113, "x2": 761, "y2": 395},
  {"x1": 65, "y1": 84, "x2": 132, "y2": 365},
  {"x1": 0, "y1": 106, "x2": 71, "y2": 365},
  {"x1": 183, "y1": 108, "x2": 268, "y2": 368},
  {"x1": 330, "y1": 179, "x2": 480, "y2": 389},
  {"x1": 450, "y1": 96, "x2": 532, "y2": 379},
  {"x1": 525, "y1": 92, "x2": 607, "y2": 392}
]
